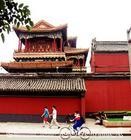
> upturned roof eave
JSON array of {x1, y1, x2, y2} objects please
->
[
  {"x1": 13, "y1": 24, "x2": 67, "y2": 34},
  {"x1": 65, "y1": 48, "x2": 89, "y2": 55},
  {"x1": 1, "y1": 61, "x2": 73, "y2": 70},
  {"x1": 93, "y1": 50, "x2": 128, "y2": 53}
]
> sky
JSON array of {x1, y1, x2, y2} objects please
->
[{"x1": 0, "y1": 0, "x2": 131, "y2": 71}]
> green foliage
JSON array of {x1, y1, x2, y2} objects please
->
[
  {"x1": 0, "y1": 0, "x2": 34, "y2": 42},
  {"x1": 107, "y1": 118, "x2": 127, "y2": 121}
]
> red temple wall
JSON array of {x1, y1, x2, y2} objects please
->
[
  {"x1": 0, "y1": 97, "x2": 80, "y2": 115},
  {"x1": 0, "y1": 80, "x2": 131, "y2": 115},
  {"x1": 85, "y1": 79, "x2": 131, "y2": 112},
  {"x1": 91, "y1": 53, "x2": 129, "y2": 72}
]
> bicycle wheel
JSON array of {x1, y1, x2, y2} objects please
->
[
  {"x1": 78, "y1": 127, "x2": 91, "y2": 140},
  {"x1": 59, "y1": 127, "x2": 71, "y2": 140}
]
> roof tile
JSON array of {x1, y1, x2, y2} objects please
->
[
  {"x1": 92, "y1": 40, "x2": 128, "y2": 52},
  {"x1": 0, "y1": 78, "x2": 86, "y2": 96}
]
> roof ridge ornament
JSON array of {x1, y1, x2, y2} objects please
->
[
  {"x1": 33, "y1": 20, "x2": 55, "y2": 29},
  {"x1": 91, "y1": 37, "x2": 96, "y2": 51}
]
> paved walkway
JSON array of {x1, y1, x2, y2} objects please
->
[{"x1": 0, "y1": 119, "x2": 130, "y2": 136}]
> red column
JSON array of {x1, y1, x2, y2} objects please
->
[
  {"x1": 83, "y1": 58, "x2": 85, "y2": 67},
  {"x1": 25, "y1": 37, "x2": 29, "y2": 52},
  {"x1": 18, "y1": 38, "x2": 22, "y2": 52},
  {"x1": 53, "y1": 37, "x2": 56, "y2": 52},
  {"x1": 81, "y1": 96, "x2": 85, "y2": 118},
  {"x1": 60, "y1": 38, "x2": 63, "y2": 52},
  {"x1": 25, "y1": 38, "x2": 30, "y2": 51}
]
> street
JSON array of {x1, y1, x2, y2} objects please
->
[
  {"x1": 0, "y1": 120, "x2": 130, "y2": 140},
  {"x1": 0, "y1": 135, "x2": 130, "y2": 140}
]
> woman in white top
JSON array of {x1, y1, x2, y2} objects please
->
[{"x1": 50, "y1": 106, "x2": 60, "y2": 129}]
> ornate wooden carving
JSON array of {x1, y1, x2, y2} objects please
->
[{"x1": 25, "y1": 38, "x2": 53, "y2": 53}]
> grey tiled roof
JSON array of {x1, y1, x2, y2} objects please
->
[
  {"x1": 0, "y1": 78, "x2": 86, "y2": 95},
  {"x1": 92, "y1": 40, "x2": 128, "y2": 52}
]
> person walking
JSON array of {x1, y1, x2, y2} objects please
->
[
  {"x1": 50, "y1": 105, "x2": 60, "y2": 129},
  {"x1": 41, "y1": 106, "x2": 50, "y2": 127}
]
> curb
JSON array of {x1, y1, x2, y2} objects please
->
[{"x1": 0, "y1": 132, "x2": 130, "y2": 136}]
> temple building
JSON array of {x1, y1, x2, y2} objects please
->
[
  {"x1": 87, "y1": 38, "x2": 131, "y2": 112},
  {"x1": 0, "y1": 20, "x2": 131, "y2": 122},
  {"x1": 0, "y1": 20, "x2": 88, "y2": 122},
  {"x1": 2, "y1": 20, "x2": 88, "y2": 73},
  {"x1": 91, "y1": 39, "x2": 129, "y2": 73}
]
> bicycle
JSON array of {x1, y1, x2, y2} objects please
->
[{"x1": 59, "y1": 123, "x2": 91, "y2": 140}]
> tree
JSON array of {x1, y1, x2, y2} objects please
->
[{"x1": 0, "y1": 0, "x2": 33, "y2": 42}]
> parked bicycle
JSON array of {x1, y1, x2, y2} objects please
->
[{"x1": 59, "y1": 123, "x2": 91, "y2": 140}]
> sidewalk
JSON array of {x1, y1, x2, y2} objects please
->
[{"x1": 0, "y1": 118, "x2": 130, "y2": 136}]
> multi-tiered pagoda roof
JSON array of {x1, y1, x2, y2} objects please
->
[{"x1": 1, "y1": 20, "x2": 88, "y2": 73}]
